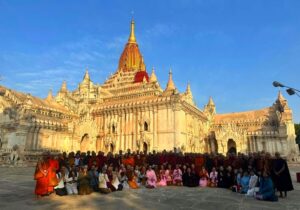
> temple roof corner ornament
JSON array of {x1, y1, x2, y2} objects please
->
[
  {"x1": 45, "y1": 89, "x2": 54, "y2": 101},
  {"x1": 149, "y1": 67, "x2": 158, "y2": 83},
  {"x1": 60, "y1": 80, "x2": 67, "y2": 93}
]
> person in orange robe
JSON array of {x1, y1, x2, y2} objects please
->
[
  {"x1": 47, "y1": 155, "x2": 59, "y2": 194},
  {"x1": 126, "y1": 165, "x2": 139, "y2": 189},
  {"x1": 34, "y1": 156, "x2": 50, "y2": 197}
]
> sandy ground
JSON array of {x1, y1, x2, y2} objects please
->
[{"x1": 0, "y1": 164, "x2": 300, "y2": 210}]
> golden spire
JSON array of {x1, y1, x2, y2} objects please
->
[
  {"x1": 128, "y1": 19, "x2": 136, "y2": 43},
  {"x1": 46, "y1": 89, "x2": 54, "y2": 101},
  {"x1": 165, "y1": 68, "x2": 176, "y2": 91},
  {"x1": 150, "y1": 67, "x2": 158, "y2": 82},
  {"x1": 208, "y1": 96, "x2": 215, "y2": 106},
  {"x1": 84, "y1": 69, "x2": 90, "y2": 81},
  {"x1": 185, "y1": 82, "x2": 192, "y2": 95},
  {"x1": 277, "y1": 91, "x2": 286, "y2": 101},
  {"x1": 60, "y1": 80, "x2": 67, "y2": 92}
]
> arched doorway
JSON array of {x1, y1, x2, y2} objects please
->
[
  {"x1": 143, "y1": 142, "x2": 148, "y2": 154},
  {"x1": 210, "y1": 138, "x2": 218, "y2": 154},
  {"x1": 227, "y1": 139, "x2": 237, "y2": 154},
  {"x1": 80, "y1": 133, "x2": 89, "y2": 152},
  {"x1": 110, "y1": 144, "x2": 114, "y2": 153}
]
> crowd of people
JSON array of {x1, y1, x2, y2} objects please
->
[{"x1": 34, "y1": 149, "x2": 294, "y2": 202}]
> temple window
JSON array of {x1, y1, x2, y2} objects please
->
[{"x1": 144, "y1": 122, "x2": 148, "y2": 131}]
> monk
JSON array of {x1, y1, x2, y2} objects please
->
[
  {"x1": 47, "y1": 154, "x2": 59, "y2": 194},
  {"x1": 34, "y1": 155, "x2": 50, "y2": 197}
]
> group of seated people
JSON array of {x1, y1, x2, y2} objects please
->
[{"x1": 34, "y1": 149, "x2": 294, "y2": 202}]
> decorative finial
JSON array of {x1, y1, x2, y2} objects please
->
[
  {"x1": 165, "y1": 68, "x2": 176, "y2": 91},
  {"x1": 60, "y1": 80, "x2": 67, "y2": 92},
  {"x1": 83, "y1": 69, "x2": 90, "y2": 81},
  {"x1": 150, "y1": 67, "x2": 158, "y2": 83},
  {"x1": 208, "y1": 96, "x2": 215, "y2": 106},
  {"x1": 128, "y1": 18, "x2": 136, "y2": 43},
  {"x1": 46, "y1": 89, "x2": 54, "y2": 101}
]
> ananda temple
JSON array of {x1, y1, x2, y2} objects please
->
[{"x1": 0, "y1": 20, "x2": 298, "y2": 157}]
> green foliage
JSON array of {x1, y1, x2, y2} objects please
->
[{"x1": 295, "y1": 123, "x2": 300, "y2": 144}]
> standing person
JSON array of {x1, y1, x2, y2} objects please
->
[
  {"x1": 272, "y1": 152, "x2": 294, "y2": 198},
  {"x1": 47, "y1": 154, "x2": 59, "y2": 195},
  {"x1": 34, "y1": 155, "x2": 50, "y2": 197},
  {"x1": 146, "y1": 165, "x2": 157, "y2": 188}
]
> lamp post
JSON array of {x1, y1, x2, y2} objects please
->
[{"x1": 272, "y1": 81, "x2": 300, "y2": 98}]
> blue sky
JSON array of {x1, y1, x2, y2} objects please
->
[{"x1": 0, "y1": 0, "x2": 300, "y2": 122}]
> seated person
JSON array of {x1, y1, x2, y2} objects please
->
[
  {"x1": 246, "y1": 170, "x2": 258, "y2": 197},
  {"x1": 54, "y1": 166, "x2": 67, "y2": 196},
  {"x1": 126, "y1": 165, "x2": 139, "y2": 189},
  {"x1": 98, "y1": 167, "x2": 111, "y2": 194},
  {"x1": 173, "y1": 164, "x2": 183, "y2": 186},
  {"x1": 240, "y1": 171, "x2": 250, "y2": 194},
  {"x1": 209, "y1": 167, "x2": 218, "y2": 187},
  {"x1": 256, "y1": 171, "x2": 278, "y2": 202},
  {"x1": 158, "y1": 165, "x2": 167, "y2": 186},
  {"x1": 78, "y1": 165, "x2": 93, "y2": 195},
  {"x1": 199, "y1": 166, "x2": 209, "y2": 187},
  {"x1": 182, "y1": 167, "x2": 198, "y2": 187},
  {"x1": 146, "y1": 165, "x2": 157, "y2": 188},
  {"x1": 65, "y1": 166, "x2": 78, "y2": 195},
  {"x1": 165, "y1": 164, "x2": 173, "y2": 186},
  {"x1": 88, "y1": 165, "x2": 99, "y2": 192}
]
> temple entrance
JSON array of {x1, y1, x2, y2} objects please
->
[
  {"x1": 110, "y1": 144, "x2": 114, "y2": 153},
  {"x1": 210, "y1": 138, "x2": 218, "y2": 153},
  {"x1": 227, "y1": 139, "x2": 237, "y2": 154},
  {"x1": 143, "y1": 142, "x2": 148, "y2": 154},
  {"x1": 80, "y1": 133, "x2": 89, "y2": 152},
  {"x1": 209, "y1": 132, "x2": 218, "y2": 153}
]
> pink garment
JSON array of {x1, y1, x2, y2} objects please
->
[
  {"x1": 158, "y1": 170, "x2": 167, "y2": 186},
  {"x1": 172, "y1": 169, "x2": 182, "y2": 184},
  {"x1": 146, "y1": 169, "x2": 157, "y2": 188},
  {"x1": 199, "y1": 178, "x2": 208, "y2": 187}
]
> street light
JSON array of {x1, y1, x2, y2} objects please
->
[{"x1": 272, "y1": 81, "x2": 300, "y2": 97}]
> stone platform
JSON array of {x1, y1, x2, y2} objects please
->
[{"x1": 0, "y1": 165, "x2": 300, "y2": 210}]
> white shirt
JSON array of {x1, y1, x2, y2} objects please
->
[{"x1": 99, "y1": 173, "x2": 109, "y2": 189}]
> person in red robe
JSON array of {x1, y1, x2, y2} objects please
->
[
  {"x1": 47, "y1": 154, "x2": 59, "y2": 194},
  {"x1": 34, "y1": 155, "x2": 50, "y2": 197}
]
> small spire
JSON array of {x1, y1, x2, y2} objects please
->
[
  {"x1": 83, "y1": 69, "x2": 90, "y2": 81},
  {"x1": 46, "y1": 89, "x2": 53, "y2": 101},
  {"x1": 186, "y1": 82, "x2": 192, "y2": 95},
  {"x1": 277, "y1": 91, "x2": 285, "y2": 101},
  {"x1": 165, "y1": 68, "x2": 176, "y2": 91},
  {"x1": 208, "y1": 96, "x2": 215, "y2": 106},
  {"x1": 150, "y1": 67, "x2": 158, "y2": 82},
  {"x1": 128, "y1": 19, "x2": 136, "y2": 43},
  {"x1": 60, "y1": 81, "x2": 67, "y2": 92}
]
